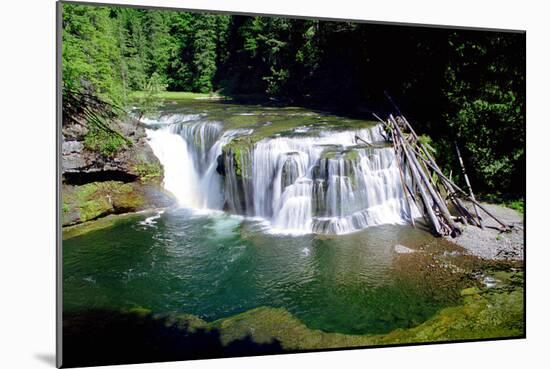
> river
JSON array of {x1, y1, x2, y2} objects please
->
[{"x1": 64, "y1": 100, "x2": 482, "y2": 336}]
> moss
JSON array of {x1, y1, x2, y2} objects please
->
[
  {"x1": 460, "y1": 287, "x2": 481, "y2": 296},
  {"x1": 233, "y1": 148, "x2": 244, "y2": 177},
  {"x1": 66, "y1": 273, "x2": 522, "y2": 351},
  {"x1": 343, "y1": 149, "x2": 360, "y2": 161},
  {"x1": 320, "y1": 148, "x2": 360, "y2": 162},
  {"x1": 79, "y1": 197, "x2": 111, "y2": 222},
  {"x1": 62, "y1": 181, "x2": 149, "y2": 226},
  {"x1": 133, "y1": 161, "x2": 163, "y2": 183},
  {"x1": 224, "y1": 114, "x2": 262, "y2": 128},
  {"x1": 321, "y1": 151, "x2": 338, "y2": 160},
  {"x1": 217, "y1": 107, "x2": 379, "y2": 144},
  {"x1": 173, "y1": 314, "x2": 209, "y2": 333},
  {"x1": 376, "y1": 286, "x2": 524, "y2": 344},
  {"x1": 84, "y1": 124, "x2": 129, "y2": 157},
  {"x1": 112, "y1": 185, "x2": 146, "y2": 211},
  {"x1": 62, "y1": 212, "x2": 147, "y2": 240},
  {"x1": 208, "y1": 283, "x2": 523, "y2": 350},
  {"x1": 211, "y1": 307, "x2": 342, "y2": 349},
  {"x1": 125, "y1": 306, "x2": 153, "y2": 317},
  {"x1": 223, "y1": 137, "x2": 253, "y2": 178},
  {"x1": 208, "y1": 267, "x2": 524, "y2": 349},
  {"x1": 505, "y1": 199, "x2": 524, "y2": 214},
  {"x1": 129, "y1": 91, "x2": 226, "y2": 100}
]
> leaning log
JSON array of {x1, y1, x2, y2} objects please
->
[
  {"x1": 393, "y1": 127, "x2": 441, "y2": 235},
  {"x1": 389, "y1": 128, "x2": 416, "y2": 227},
  {"x1": 355, "y1": 135, "x2": 375, "y2": 147},
  {"x1": 455, "y1": 142, "x2": 484, "y2": 229},
  {"x1": 411, "y1": 148, "x2": 510, "y2": 231},
  {"x1": 374, "y1": 110, "x2": 510, "y2": 235},
  {"x1": 390, "y1": 115, "x2": 460, "y2": 236},
  {"x1": 397, "y1": 116, "x2": 472, "y2": 225},
  {"x1": 404, "y1": 138, "x2": 478, "y2": 226}
]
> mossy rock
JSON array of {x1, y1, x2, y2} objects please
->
[
  {"x1": 210, "y1": 284, "x2": 523, "y2": 350},
  {"x1": 320, "y1": 147, "x2": 360, "y2": 162},
  {"x1": 321, "y1": 151, "x2": 339, "y2": 160},
  {"x1": 125, "y1": 306, "x2": 153, "y2": 317},
  {"x1": 281, "y1": 153, "x2": 301, "y2": 187},
  {"x1": 222, "y1": 137, "x2": 254, "y2": 179},
  {"x1": 62, "y1": 211, "x2": 148, "y2": 240},
  {"x1": 217, "y1": 107, "x2": 380, "y2": 143},
  {"x1": 343, "y1": 149, "x2": 361, "y2": 161},
  {"x1": 62, "y1": 181, "x2": 151, "y2": 226},
  {"x1": 80, "y1": 276, "x2": 522, "y2": 354},
  {"x1": 133, "y1": 161, "x2": 163, "y2": 183},
  {"x1": 460, "y1": 287, "x2": 481, "y2": 296}
]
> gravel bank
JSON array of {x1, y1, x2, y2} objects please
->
[{"x1": 446, "y1": 203, "x2": 524, "y2": 261}]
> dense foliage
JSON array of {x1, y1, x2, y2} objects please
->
[{"x1": 62, "y1": 3, "x2": 525, "y2": 199}]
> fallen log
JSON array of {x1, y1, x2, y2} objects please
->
[
  {"x1": 409, "y1": 144, "x2": 511, "y2": 231},
  {"x1": 396, "y1": 116, "x2": 472, "y2": 226},
  {"x1": 373, "y1": 110, "x2": 510, "y2": 235},
  {"x1": 396, "y1": 130, "x2": 441, "y2": 235},
  {"x1": 403, "y1": 139, "x2": 479, "y2": 226},
  {"x1": 355, "y1": 135, "x2": 375, "y2": 147},
  {"x1": 390, "y1": 115, "x2": 460, "y2": 236},
  {"x1": 389, "y1": 127, "x2": 416, "y2": 227}
]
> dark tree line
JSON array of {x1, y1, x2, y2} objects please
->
[{"x1": 62, "y1": 3, "x2": 525, "y2": 200}]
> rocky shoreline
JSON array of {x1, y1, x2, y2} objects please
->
[
  {"x1": 61, "y1": 115, "x2": 175, "y2": 228},
  {"x1": 446, "y1": 203, "x2": 524, "y2": 261}
]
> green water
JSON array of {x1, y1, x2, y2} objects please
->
[{"x1": 63, "y1": 208, "x2": 468, "y2": 335}]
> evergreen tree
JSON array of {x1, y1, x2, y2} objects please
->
[
  {"x1": 190, "y1": 14, "x2": 219, "y2": 93},
  {"x1": 443, "y1": 32, "x2": 525, "y2": 195},
  {"x1": 62, "y1": 4, "x2": 124, "y2": 104},
  {"x1": 61, "y1": 3, "x2": 525, "y2": 198},
  {"x1": 143, "y1": 10, "x2": 173, "y2": 83}
]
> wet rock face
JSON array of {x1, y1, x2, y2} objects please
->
[
  {"x1": 215, "y1": 154, "x2": 226, "y2": 176},
  {"x1": 62, "y1": 140, "x2": 88, "y2": 172},
  {"x1": 221, "y1": 143, "x2": 254, "y2": 216},
  {"x1": 61, "y1": 118, "x2": 162, "y2": 183},
  {"x1": 281, "y1": 153, "x2": 301, "y2": 188},
  {"x1": 61, "y1": 116, "x2": 172, "y2": 226}
]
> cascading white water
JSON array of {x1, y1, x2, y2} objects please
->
[
  {"x1": 146, "y1": 127, "x2": 203, "y2": 208},
  {"x1": 145, "y1": 114, "x2": 251, "y2": 211},
  {"x1": 145, "y1": 113, "x2": 419, "y2": 235}
]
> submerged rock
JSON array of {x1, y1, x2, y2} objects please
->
[{"x1": 394, "y1": 244, "x2": 416, "y2": 254}]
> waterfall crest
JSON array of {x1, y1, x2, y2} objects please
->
[{"x1": 145, "y1": 113, "x2": 419, "y2": 235}]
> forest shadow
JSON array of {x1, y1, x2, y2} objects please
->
[
  {"x1": 216, "y1": 92, "x2": 389, "y2": 121},
  {"x1": 62, "y1": 310, "x2": 284, "y2": 368}
]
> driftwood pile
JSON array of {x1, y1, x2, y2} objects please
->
[{"x1": 371, "y1": 113, "x2": 511, "y2": 238}]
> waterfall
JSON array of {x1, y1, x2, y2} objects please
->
[
  {"x1": 145, "y1": 127, "x2": 202, "y2": 208},
  {"x1": 145, "y1": 114, "x2": 419, "y2": 235}
]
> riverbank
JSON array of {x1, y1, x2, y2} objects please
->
[
  {"x1": 60, "y1": 97, "x2": 524, "y2": 368},
  {"x1": 446, "y1": 203, "x2": 524, "y2": 261},
  {"x1": 63, "y1": 272, "x2": 523, "y2": 367},
  {"x1": 61, "y1": 103, "x2": 177, "y2": 231}
]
